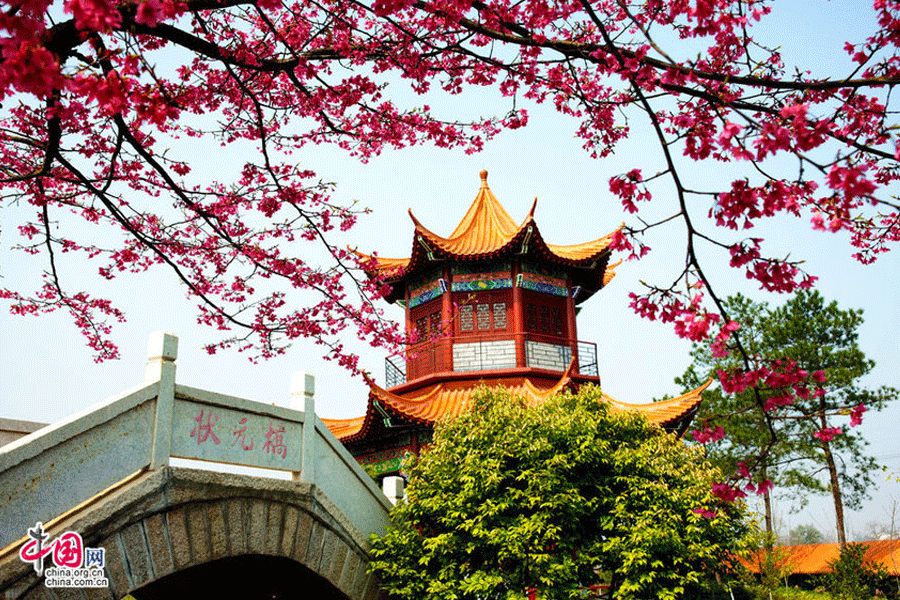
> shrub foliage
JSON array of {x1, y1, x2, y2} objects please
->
[{"x1": 369, "y1": 386, "x2": 753, "y2": 600}]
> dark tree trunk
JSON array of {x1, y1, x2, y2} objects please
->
[
  {"x1": 761, "y1": 463, "x2": 774, "y2": 547},
  {"x1": 822, "y1": 440, "x2": 847, "y2": 547},
  {"x1": 819, "y1": 400, "x2": 847, "y2": 547}
]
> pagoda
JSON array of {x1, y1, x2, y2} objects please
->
[{"x1": 323, "y1": 171, "x2": 708, "y2": 478}]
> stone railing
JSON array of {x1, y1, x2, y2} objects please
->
[{"x1": 0, "y1": 333, "x2": 391, "y2": 552}]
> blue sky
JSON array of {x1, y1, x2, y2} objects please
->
[{"x1": 1, "y1": 0, "x2": 898, "y2": 540}]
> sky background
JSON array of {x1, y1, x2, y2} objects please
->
[{"x1": 2, "y1": 0, "x2": 898, "y2": 541}]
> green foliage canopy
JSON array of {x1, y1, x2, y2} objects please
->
[{"x1": 369, "y1": 386, "x2": 752, "y2": 600}]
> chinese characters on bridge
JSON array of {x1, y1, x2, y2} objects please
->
[{"x1": 189, "y1": 408, "x2": 291, "y2": 460}]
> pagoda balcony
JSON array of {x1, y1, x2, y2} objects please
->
[{"x1": 384, "y1": 333, "x2": 598, "y2": 388}]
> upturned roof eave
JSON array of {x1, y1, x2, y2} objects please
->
[
  {"x1": 353, "y1": 173, "x2": 621, "y2": 302},
  {"x1": 601, "y1": 379, "x2": 711, "y2": 435}
]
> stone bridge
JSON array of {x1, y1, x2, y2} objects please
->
[{"x1": 0, "y1": 333, "x2": 392, "y2": 600}]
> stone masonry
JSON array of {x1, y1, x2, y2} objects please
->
[
  {"x1": 0, "y1": 468, "x2": 386, "y2": 600},
  {"x1": 452, "y1": 340, "x2": 516, "y2": 371},
  {"x1": 524, "y1": 341, "x2": 572, "y2": 372}
]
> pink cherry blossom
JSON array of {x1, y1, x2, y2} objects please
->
[{"x1": 814, "y1": 426, "x2": 843, "y2": 442}]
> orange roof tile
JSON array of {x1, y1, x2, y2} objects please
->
[
  {"x1": 320, "y1": 414, "x2": 367, "y2": 440},
  {"x1": 431, "y1": 172, "x2": 521, "y2": 254},
  {"x1": 602, "y1": 380, "x2": 710, "y2": 428},
  {"x1": 372, "y1": 372, "x2": 576, "y2": 426},
  {"x1": 602, "y1": 259, "x2": 622, "y2": 287},
  {"x1": 410, "y1": 171, "x2": 615, "y2": 263},
  {"x1": 746, "y1": 541, "x2": 900, "y2": 576},
  {"x1": 543, "y1": 234, "x2": 617, "y2": 263},
  {"x1": 324, "y1": 368, "x2": 707, "y2": 443},
  {"x1": 359, "y1": 255, "x2": 409, "y2": 277},
  {"x1": 354, "y1": 171, "x2": 619, "y2": 296}
]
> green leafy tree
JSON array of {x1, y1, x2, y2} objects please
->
[
  {"x1": 744, "y1": 529, "x2": 792, "y2": 599},
  {"x1": 369, "y1": 386, "x2": 752, "y2": 600},
  {"x1": 788, "y1": 524, "x2": 825, "y2": 545},
  {"x1": 677, "y1": 290, "x2": 897, "y2": 547}
]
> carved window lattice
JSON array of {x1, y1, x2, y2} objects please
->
[
  {"x1": 476, "y1": 304, "x2": 491, "y2": 330},
  {"x1": 459, "y1": 305, "x2": 474, "y2": 331},
  {"x1": 457, "y1": 301, "x2": 508, "y2": 332},
  {"x1": 493, "y1": 303, "x2": 507, "y2": 329},
  {"x1": 416, "y1": 316, "x2": 428, "y2": 340},
  {"x1": 416, "y1": 311, "x2": 442, "y2": 340}
]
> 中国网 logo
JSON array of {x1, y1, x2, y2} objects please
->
[{"x1": 18, "y1": 522, "x2": 109, "y2": 588}]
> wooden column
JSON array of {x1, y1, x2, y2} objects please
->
[
  {"x1": 403, "y1": 285, "x2": 413, "y2": 380},
  {"x1": 565, "y1": 275, "x2": 579, "y2": 372},
  {"x1": 404, "y1": 286, "x2": 413, "y2": 339},
  {"x1": 512, "y1": 260, "x2": 525, "y2": 368},
  {"x1": 441, "y1": 266, "x2": 453, "y2": 372}
]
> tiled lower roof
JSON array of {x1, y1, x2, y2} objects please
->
[
  {"x1": 321, "y1": 414, "x2": 366, "y2": 441},
  {"x1": 745, "y1": 540, "x2": 900, "y2": 576},
  {"x1": 322, "y1": 369, "x2": 707, "y2": 442}
]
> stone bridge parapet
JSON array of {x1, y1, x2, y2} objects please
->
[{"x1": 0, "y1": 333, "x2": 391, "y2": 600}]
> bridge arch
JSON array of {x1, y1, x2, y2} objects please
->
[{"x1": 2, "y1": 467, "x2": 385, "y2": 600}]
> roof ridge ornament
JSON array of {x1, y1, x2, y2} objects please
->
[
  {"x1": 526, "y1": 197, "x2": 537, "y2": 220},
  {"x1": 479, "y1": 169, "x2": 489, "y2": 187}
]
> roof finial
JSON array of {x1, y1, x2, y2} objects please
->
[{"x1": 479, "y1": 170, "x2": 488, "y2": 187}]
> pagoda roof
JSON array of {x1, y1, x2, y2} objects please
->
[
  {"x1": 322, "y1": 369, "x2": 708, "y2": 443},
  {"x1": 355, "y1": 171, "x2": 620, "y2": 304}
]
